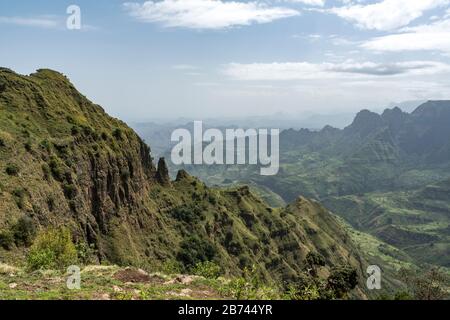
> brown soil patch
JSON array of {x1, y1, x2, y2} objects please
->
[{"x1": 113, "y1": 268, "x2": 164, "y2": 284}]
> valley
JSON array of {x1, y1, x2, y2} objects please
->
[
  {"x1": 138, "y1": 102, "x2": 450, "y2": 276},
  {"x1": 0, "y1": 68, "x2": 377, "y2": 300}
]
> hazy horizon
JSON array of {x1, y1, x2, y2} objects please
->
[{"x1": 2, "y1": 0, "x2": 450, "y2": 121}]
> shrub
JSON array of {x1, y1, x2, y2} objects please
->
[
  {"x1": 39, "y1": 139, "x2": 52, "y2": 153},
  {"x1": 306, "y1": 252, "x2": 326, "y2": 267},
  {"x1": 47, "y1": 196, "x2": 55, "y2": 211},
  {"x1": 239, "y1": 254, "x2": 252, "y2": 269},
  {"x1": 0, "y1": 231, "x2": 14, "y2": 250},
  {"x1": 48, "y1": 157, "x2": 64, "y2": 181},
  {"x1": 12, "y1": 188, "x2": 27, "y2": 210},
  {"x1": 208, "y1": 194, "x2": 217, "y2": 205},
  {"x1": 170, "y1": 205, "x2": 202, "y2": 223},
  {"x1": 24, "y1": 141, "x2": 32, "y2": 152},
  {"x1": 27, "y1": 228, "x2": 78, "y2": 271},
  {"x1": 5, "y1": 163, "x2": 19, "y2": 176},
  {"x1": 112, "y1": 128, "x2": 123, "y2": 140},
  {"x1": 82, "y1": 125, "x2": 95, "y2": 137},
  {"x1": 191, "y1": 261, "x2": 222, "y2": 279},
  {"x1": 63, "y1": 183, "x2": 77, "y2": 200},
  {"x1": 220, "y1": 265, "x2": 278, "y2": 300},
  {"x1": 326, "y1": 265, "x2": 358, "y2": 299},
  {"x1": 305, "y1": 251, "x2": 326, "y2": 276},
  {"x1": 161, "y1": 260, "x2": 183, "y2": 275},
  {"x1": 42, "y1": 163, "x2": 51, "y2": 181},
  {"x1": 177, "y1": 236, "x2": 217, "y2": 268},
  {"x1": 13, "y1": 216, "x2": 36, "y2": 246},
  {"x1": 101, "y1": 131, "x2": 109, "y2": 140},
  {"x1": 226, "y1": 240, "x2": 243, "y2": 256},
  {"x1": 286, "y1": 283, "x2": 322, "y2": 300},
  {"x1": 68, "y1": 200, "x2": 77, "y2": 212},
  {"x1": 75, "y1": 241, "x2": 97, "y2": 265},
  {"x1": 71, "y1": 125, "x2": 80, "y2": 135}
]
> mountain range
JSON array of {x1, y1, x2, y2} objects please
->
[
  {"x1": 0, "y1": 68, "x2": 374, "y2": 299},
  {"x1": 168, "y1": 101, "x2": 450, "y2": 271}
]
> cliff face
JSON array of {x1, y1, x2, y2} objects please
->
[
  {"x1": 0, "y1": 68, "x2": 367, "y2": 292},
  {"x1": 0, "y1": 68, "x2": 157, "y2": 260}
]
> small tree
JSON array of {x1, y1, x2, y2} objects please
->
[
  {"x1": 27, "y1": 228, "x2": 78, "y2": 271},
  {"x1": 305, "y1": 251, "x2": 326, "y2": 276},
  {"x1": 177, "y1": 236, "x2": 217, "y2": 269},
  {"x1": 326, "y1": 265, "x2": 358, "y2": 299},
  {"x1": 13, "y1": 216, "x2": 36, "y2": 246}
]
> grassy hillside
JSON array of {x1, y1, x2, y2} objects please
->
[
  {"x1": 324, "y1": 180, "x2": 450, "y2": 267},
  {"x1": 166, "y1": 102, "x2": 450, "y2": 274},
  {"x1": 0, "y1": 68, "x2": 371, "y2": 299}
]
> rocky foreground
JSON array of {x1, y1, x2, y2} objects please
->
[{"x1": 0, "y1": 263, "x2": 236, "y2": 300}]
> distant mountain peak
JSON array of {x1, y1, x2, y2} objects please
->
[
  {"x1": 353, "y1": 109, "x2": 382, "y2": 122},
  {"x1": 345, "y1": 109, "x2": 383, "y2": 138},
  {"x1": 381, "y1": 106, "x2": 408, "y2": 125},
  {"x1": 382, "y1": 106, "x2": 402, "y2": 115},
  {"x1": 321, "y1": 125, "x2": 339, "y2": 133},
  {"x1": 412, "y1": 100, "x2": 450, "y2": 116}
]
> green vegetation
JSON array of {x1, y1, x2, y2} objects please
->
[
  {"x1": 12, "y1": 216, "x2": 36, "y2": 247},
  {"x1": 279, "y1": 264, "x2": 359, "y2": 300},
  {"x1": 170, "y1": 102, "x2": 450, "y2": 274},
  {"x1": 170, "y1": 205, "x2": 203, "y2": 223},
  {"x1": 177, "y1": 236, "x2": 217, "y2": 269},
  {"x1": 377, "y1": 267, "x2": 450, "y2": 300},
  {"x1": 0, "y1": 216, "x2": 37, "y2": 249},
  {"x1": 325, "y1": 184, "x2": 450, "y2": 267},
  {"x1": 0, "y1": 231, "x2": 14, "y2": 250},
  {"x1": 0, "y1": 67, "x2": 378, "y2": 299},
  {"x1": 326, "y1": 266, "x2": 358, "y2": 299},
  {"x1": 26, "y1": 228, "x2": 78, "y2": 271},
  {"x1": 5, "y1": 163, "x2": 19, "y2": 176},
  {"x1": 397, "y1": 267, "x2": 449, "y2": 300},
  {"x1": 219, "y1": 265, "x2": 278, "y2": 300},
  {"x1": 191, "y1": 261, "x2": 222, "y2": 279}
]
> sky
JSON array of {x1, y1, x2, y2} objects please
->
[{"x1": 1, "y1": 0, "x2": 450, "y2": 121}]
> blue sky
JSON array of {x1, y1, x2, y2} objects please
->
[{"x1": 1, "y1": 0, "x2": 450, "y2": 121}]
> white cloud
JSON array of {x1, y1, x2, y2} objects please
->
[
  {"x1": 285, "y1": 0, "x2": 325, "y2": 6},
  {"x1": 123, "y1": 0, "x2": 299, "y2": 29},
  {"x1": 362, "y1": 18, "x2": 450, "y2": 52},
  {"x1": 0, "y1": 16, "x2": 60, "y2": 28},
  {"x1": 330, "y1": 0, "x2": 449, "y2": 31},
  {"x1": 223, "y1": 60, "x2": 450, "y2": 81}
]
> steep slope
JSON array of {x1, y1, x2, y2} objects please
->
[
  {"x1": 0, "y1": 68, "x2": 367, "y2": 294},
  {"x1": 324, "y1": 179, "x2": 450, "y2": 267},
  {"x1": 0, "y1": 67, "x2": 156, "y2": 262},
  {"x1": 166, "y1": 101, "x2": 450, "y2": 271}
]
